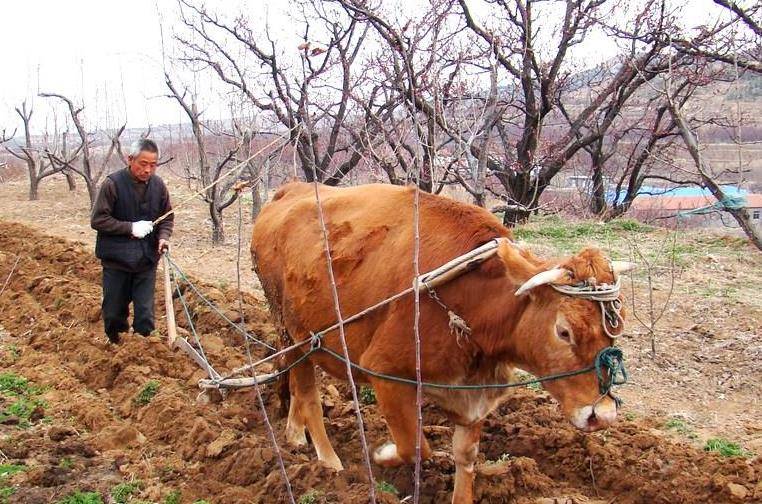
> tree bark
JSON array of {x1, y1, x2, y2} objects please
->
[
  {"x1": 210, "y1": 202, "x2": 225, "y2": 244},
  {"x1": 590, "y1": 155, "x2": 607, "y2": 216},
  {"x1": 64, "y1": 170, "x2": 77, "y2": 191},
  {"x1": 28, "y1": 172, "x2": 39, "y2": 201}
]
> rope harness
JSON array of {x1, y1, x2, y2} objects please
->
[
  {"x1": 552, "y1": 277, "x2": 625, "y2": 340},
  {"x1": 165, "y1": 243, "x2": 628, "y2": 402}
]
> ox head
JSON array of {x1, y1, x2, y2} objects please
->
[{"x1": 506, "y1": 246, "x2": 634, "y2": 432}]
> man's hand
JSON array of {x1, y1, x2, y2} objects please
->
[
  {"x1": 131, "y1": 220, "x2": 154, "y2": 239},
  {"x1": 158, "y1": 239, "x2": 170, "y2": 254}
]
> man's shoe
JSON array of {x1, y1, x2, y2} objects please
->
[{"x1": 107, "y1": 333, "x2": 120, "y2": 344}]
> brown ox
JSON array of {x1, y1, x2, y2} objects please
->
[{"x1": 252, "y1": 182, "x2": 630, "y2": 504}]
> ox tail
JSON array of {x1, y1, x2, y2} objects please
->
[{"x1": 276, "y1": 328, "x2": 293, "y2": 419}]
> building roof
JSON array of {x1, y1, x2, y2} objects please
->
[{"x1": 631, "y1": 193, "x2": 762, "y2": 211}]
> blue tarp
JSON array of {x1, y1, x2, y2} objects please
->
[{"x1": 607, "y1": 185, "x2": 747, "y2": 204}]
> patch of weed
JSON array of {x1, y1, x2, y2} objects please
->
[
  {"x1": 58, "y1": 457, "x2": 74, "y2": 469},
  {"x1": 163, "y1": 490, "x2": 181, "y2": 504},
  {"x1": 704, "y1": 438, "x2": 751, "y2": 457},
  {"x1": 111, "y1": 481, "x2": 142, "y2": 504},
  {"x1": 298, "y1": 490, "x2": 323, "y2": 504},
  {"x1": 359, "y1": 386, "x2": 376, "y2": 405},
  {"x1": 3, "y1": 345, "x2": 19, "y2": 363},
  {"x1": 56, "y1": 491, "x2": 103, "y2": 504},
  {"x1": 0, "y1": 373, "x2": 32, "y2": 395},
  {"x1": 0, "y1": 486, "x2": 15, "y2": 504},
  {"x1": 664, "y1": 418, "x2": 698, "y2": 440},
  {"x1": 0, "y1": 463, "x2": 26, "y2": 504},
  {"x1": 376, "y1": 481, "x2": 399, "y2": 496},
  {"x1": 515, "y1": 370, "x2": 542, "y2": 391},
  {"x1": 0, "y1": 373, "x2": 46, "y2": 428},
  {"x1": 0, "y1": 464, "x2": 26, "y2": 478},
  {"x1": 135, "y1": 380, "x2": 160, "y2": 406}
]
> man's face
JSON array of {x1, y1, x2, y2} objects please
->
[{"x1": 128, "y1": 151, "x2": 158, "y2": 182}]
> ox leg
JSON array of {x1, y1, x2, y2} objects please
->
[
  {"x1": 451, "y1": 422, "x2": 482, "y2": 504},
  {"x1": 371, "y1": 380, "x2": 432, "y2": 467},
  {"x1": 287, "y1": 359, "x2": 343, "y2": 471}
]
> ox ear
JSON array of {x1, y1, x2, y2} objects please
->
[
  {"x1": 611, "y1": 261, "x2": 636, "y2": 274},
  {"x1": 515, "y1": 267, "x2": 570, "y2": 296}
]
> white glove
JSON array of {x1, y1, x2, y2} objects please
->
[{"x1": 131, "y1": 220, "x2": 154, "y2": 239}]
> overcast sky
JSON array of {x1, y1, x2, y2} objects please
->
[{"x1": 0, "y1": 0, "x2": 727, "y2": 135}]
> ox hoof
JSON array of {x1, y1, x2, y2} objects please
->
[
  {"x1": 319, "y1": 454, "x2": 344, "y2": 472},
  {"x1": 373, "y1": 442, "x2": 404, "y2": 467},
  {"x1": 285, "y1": 423, "x2": 308, "y2": 447}
]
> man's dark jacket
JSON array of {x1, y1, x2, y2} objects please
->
[{"x1": 92, "y1": 168, "x2": 173, "y2": 272}]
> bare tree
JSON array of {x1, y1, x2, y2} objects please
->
[
  {"x1": 673, "y1": 0, "x2": 762, "y2": 74},
  {"x1": 337, "y1": 0, "x2": 681, "y2": 225},
  {"x1": 3, "y1": 102, "x2": 79, "y2": 200},
  {"x1": 668, "y1": 100, "x2": 762, "y2": 250},
  {"x1": 40, "y1": 93, "x2": 125, "y2": 207},
  {"x1": 165, "y1": 73, "x2": 245, "y2": 243},
  {"x1": 175, "y1": 0, "x2": 388, "y2": 186}
]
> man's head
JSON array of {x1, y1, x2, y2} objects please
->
[{"x1": 128, "y1": 139, "x2": 160, "y2": 182}]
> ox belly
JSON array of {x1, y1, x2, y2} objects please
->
[{"x1": 424, "y1": 362, "x2": 517, "y2": 425}]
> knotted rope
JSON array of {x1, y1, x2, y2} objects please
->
[{"x1": 552, "y1": 277, "x2": 625, "y2": 339}]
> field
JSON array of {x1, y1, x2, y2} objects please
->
[{"x1": 0, "y1": 174, "x2": 760, "y2": 503}]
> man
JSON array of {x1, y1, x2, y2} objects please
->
[{"x1": 91, "y1": 139, "x2": 174, "y2": 344}]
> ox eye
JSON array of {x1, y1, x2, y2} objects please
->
[{"x1": 556, "y1": 326, "x2": 572, "y2": 343}]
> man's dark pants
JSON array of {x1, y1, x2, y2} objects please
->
[{"x1": 102, "y1": 267, "x2": 156, "y2": 339}]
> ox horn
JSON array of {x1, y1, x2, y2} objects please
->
[
  {"x1": 611, "y1": 261, "x2": 637, "y2": 274},
  {"x1": 515, "y1": 267, "x2": 569, "y2": 296}
]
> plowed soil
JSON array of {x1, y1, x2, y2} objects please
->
[{"x1": 0, "y1": 221, "x2": 759, "y2": 503}]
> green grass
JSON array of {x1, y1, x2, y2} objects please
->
[
  {"x1": 514, "y1": 370, "x2": 542, "y2": 391},
  {"x1": 134, "y1": 380, "x2": 160, "y2": 406},
  {"x1": 704, "y1": 438, "x2": 751, "y2": 457},
  {"x1": 111, "y1": 482, "x2": 142, "y2": 504},
  {"x1": 192, "y1": 501, "x2": 212, "y2": 504},
  {"x1": 163, "y1": 490, "x2": 181, "y2": 504},
  {"x1": 513, "y1": 216, "x2": 654, "y2": 243},
  {"x1": 0, "y1": 464, "x2": 26, "y2": 478},
  {"x1": 0, "y1": 487, "x2": 15, "y2": 504},
  {"x1": 0, "y1": 373, "x2": 34, "y2": 395},
  {"x1": 298, "y1": 490, "x2": 323, "y2": 504},
  {"x1": 375, "y1": 480, "x2": 399, "y2": 495},
  {"x1": 0, "y1": 463, "x2": 26, "y2": 504},
  {"x1": 58, "y1": 457, "x2": 74, "y2": 469},
  {"x1": 359, "y1": 386, "x2": 376, "y2": 405},
  {"x1": 56, "y1": 491, "x2": 103, "y2": 504},
  {"x1": 3, "y1": 345, "x2": 19, "y2": 363},
  {"x1": 0, "y1": 373, "x2": 46, "y2": 428},
  {"x1": 623, "y1": 412, "x2": 637, "y2": 421},
  {"x1": 664, "y1": 418, "x2": 698, "y2": 440}
]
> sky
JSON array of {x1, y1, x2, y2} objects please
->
[{"x1": 0, "y1": 0, "x2": 731, "y2": 135}]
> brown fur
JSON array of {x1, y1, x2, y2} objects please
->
[{"x1": 252, "y1": 182, "x2": 624, "y2": 503}]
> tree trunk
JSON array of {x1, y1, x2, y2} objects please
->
[
  {"x1": 86, "y1": 178, "x2": 98, "y2": 209},
  {"x1": 502, "y1": 207, "x2": 532, "y2": 227},
  {"x1": 28, "y1": 175, "x2": 39, "y2": 201},
  {"x1": 251, "y1": 183, "x2": 264, "y2": 222},
  {"x1": 210, "y1": 202, "x2": 225, "y2": 244},
  {"x1": 590, "y1": 159, "x2": 607, "y2": 216},
  {"x1": 64, "y1": 170, "x2": 77, "y2": 191}
]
